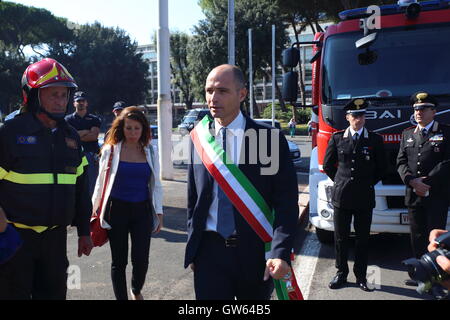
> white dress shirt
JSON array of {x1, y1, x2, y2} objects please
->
[
  {"x1": 417, "y1": 120, "x2": 434, "y2": 134},
  {"x1": 205, "y1": 111, "x2": 246, "y2": 232},
  {"x1": 349, "y1": 127, "x2": 364, "y2": 139}
]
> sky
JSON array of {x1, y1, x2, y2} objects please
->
[{"x1": 8, "y1": 0, "x2": 206, "y2": 45}]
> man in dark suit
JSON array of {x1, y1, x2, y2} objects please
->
[
  {"x1": 323, "y1": 98, "x2": 386, "y2": 292},
  {"x1": 397, "y1": 92, "x2": 450, "y2": 292},
  {"x1": 185, "y1": 64, "x2": 298, "y2": 300}
]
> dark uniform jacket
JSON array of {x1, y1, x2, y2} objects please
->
[
  {"x1": 0, "y1": 112, "x2": 92, "y2": 236},
  {"x1": 65, "y1": 112, "x2": 101, "y2": 153},
  {"x1": 323, "y1": 127, "x2": 386, "y2": 210},
  {"x1": 397, "y1": 121, "x2": 450, "y2": 207},
  {"x1": 185, "y1": 116, "x2": 299, "y2": 280}
]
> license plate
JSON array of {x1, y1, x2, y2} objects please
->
[{"x1": 400, "y1": 213, "x2": 409, "y2": 225}]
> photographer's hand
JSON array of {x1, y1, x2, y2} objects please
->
[
  {"x1": 428, "y1": 229, "x2": 450, "y2": 290},
  {"x1": 428, "y1": 229, "x2": 448, "y2": 251}
]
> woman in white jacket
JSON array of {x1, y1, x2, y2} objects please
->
[{"x1": 92, "y1": 106, "x2": 163, "y2": 300}]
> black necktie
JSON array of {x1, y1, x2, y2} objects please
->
[
  {"x1": 421, "y1": 128, "x2": 427, "y2": 137},
  {"x1": 353, "y1": 132, "x2": 359, "y2": 147}
]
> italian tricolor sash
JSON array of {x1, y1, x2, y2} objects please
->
[{"x1": 191, "y1": 116, "x2": 303, "y2": 300}]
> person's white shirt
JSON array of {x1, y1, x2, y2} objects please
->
[
  {"x1": 349, "y1": 127, "x2": 364, "y2": 139},
  {"x1": 205, "y1": 111, "x2": 246, "y2": 233},
  {"x1": 417, "y1": 120, "x2": 434, "y2": 134}
]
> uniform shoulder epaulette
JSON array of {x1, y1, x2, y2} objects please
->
[
  {"x1": 402, "y1": 126, "x2": 415, "y2": 132},
  {"x1": 333, "y1": 130, "x2": 345, "y2": 135}
]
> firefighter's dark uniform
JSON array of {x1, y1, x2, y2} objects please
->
[
  {"x1": 0, "y1": 112, "x2": 91, "y2": 299},
  {"x1": 397, "y1": 95, "x2": 450, "y2": 258},
  {"x1": 323, "y1": 99, "x2": 386, "y2": 284}
]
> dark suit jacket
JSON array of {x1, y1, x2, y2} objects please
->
[
  {"x1": 323, "y1": 127, "x2": 386, "y2": 210},
  {"x1": 397, "y1": 121, "x2": 450, "y2": 207},
  {"x1": 185, "y1": 115, "x2": 299, "y2": 281}
]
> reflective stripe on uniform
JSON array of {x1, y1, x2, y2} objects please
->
[
  {"x1": 0, "y1": 157, "x2": 89, "y2": 185},
  {"x1": 76, "y1": 156, "x2": 89, "y2": 178},
  {"x1": 0, "y1": 167, "x2": 8, "y2": 180},
  {"x1": 7, "y1": 220, "x2": 58, "y2": 233}
]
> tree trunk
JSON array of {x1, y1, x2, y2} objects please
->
[
  {"x1": 292, "y1": 19, "x2": 307, "y2": 110},
  {"x1": 262, "y1": 68, "x2": 287, "y2": 113},
  {"x1": 252, "y1": 94, "x2": 260, "y2": 118},
  {"x1": 275, "y1": 81, "x2": 287, "y2": 112}
]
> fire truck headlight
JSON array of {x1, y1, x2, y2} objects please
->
[{"x1": 320, "y1": 210, "x2": 332, "y2": 219}]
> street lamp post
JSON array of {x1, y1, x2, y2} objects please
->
[{"x1": 157, "y1": 0, "x2": 174, "y2": 180}]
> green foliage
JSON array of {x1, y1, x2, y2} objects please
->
[
  {"x1": 278, "y1": 0, "x2": 400, "y2": 25},
  {"x1": 188, "y1": 0, "x2": 289, "y2": 102},
  {"x1": 0, "y1": 2, "x2": 73, "y2": 114},
  {"x1": 262, "y1": 103, "x2": 311, "y2": 124},
  {"x1": 0, "y1": 2, "x2": 73, "y2": 57},
  {"x1": 170, "y1": 32, "x2": 195, "y2": 108},
  {"x1": 0, "y1": 52, "x2": 28, "y2": 114},
  {"x1": 47, "y1": 22, "x2": 150, "y2": 115}
]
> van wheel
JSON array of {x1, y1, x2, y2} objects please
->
[{"x1": 315, "y1": 227, "x2": 334, "y2": 244}]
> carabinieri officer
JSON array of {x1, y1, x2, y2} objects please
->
[
  {"x1": 397, "y1": 92, "x2": 450, "y2": 260},
  {"x1": 323, "y1": 98, "x2": 386, "y2": 292}
]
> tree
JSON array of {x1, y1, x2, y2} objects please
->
[
  {"x1": 0, "y1": 2, "x2": 74, "y2": 115},
  {"x1": 47, "y1": 23, "x2": 151, "y2": 115},
  {"x1": 191, "y1": 0, "x2": 290, "y2": 116},
  {"x1": 170, "y1": 32, "x2": 195, "y2": 109},
  {"x1": 277, "y1": 0, "x2": 398, "y2": 117},
  {"x1": 0, "y1": 2, "x2": 72, "y2": 58},
  {"x1": 0, "y1": 51, "x2": 28, "y2": 115}
]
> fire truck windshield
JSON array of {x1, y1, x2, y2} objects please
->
[{"x1": 322, "y1": 23, "x2": 450, "y2": 104}]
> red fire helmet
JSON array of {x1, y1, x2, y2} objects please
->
[{"x1": 21, "y1": 58, "x2": 77, "y2": 105}]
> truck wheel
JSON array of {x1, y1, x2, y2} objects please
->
[{"x1": 315, "y1": 227, "x2": 334, "y2": 244}]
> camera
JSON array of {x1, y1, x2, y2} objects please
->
[{"x1": 403, "y1": 231, "x2": 450, "y2": 294}]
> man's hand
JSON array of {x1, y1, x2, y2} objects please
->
[
  {"x1": 77, "y1": 130, "x2": 90, "y2": 138},
  {"x1": 409, "y1": 177, "x2": 430, "y2": 197},
  {"x1": 0, "y1": 207, "x2": 7, "y2": 233},
  {"x1": 428, "y1": 229, "x2": 450, "y2": 290},
  {"x1": 264, "y1": 259, "x2": 291, "y2": 281},
  {"x1": 78, "y1": 235, "x2": 93, "y2": 257}
]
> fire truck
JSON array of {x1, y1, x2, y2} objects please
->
[{"x1": 282, "y1": 0, "x2": 450, "y2": 243}]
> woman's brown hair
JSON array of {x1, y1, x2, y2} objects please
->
[{"x1": 104, "y1": 106, "x2": 151, "y2": 148}]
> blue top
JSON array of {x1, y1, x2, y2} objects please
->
[
  {"x1": 65, "y1": 112, "x2": 102, "y2": 153},
  {"x1": 110, "y1": 161, "x2": 151, "y2": 203},
  {"x1": 0, "y1": 225, "x2": 23, "y2": 264}
]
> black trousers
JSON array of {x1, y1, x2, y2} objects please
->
[
  {"x1": 193, "y1": 231, "x2": 273, "y2": 300},
  {"x1": 333, "y1": 207, "x2": 373, "y2": 280},
  {"x1": 106, "y1": 197, "x2": 153, "y2": 300},
  {"x1": 0, "y1": 226, "x2": 68, "y2": 300},
  {"x1": 408, "y1": 198, "x2": 449, "y2": 259}
]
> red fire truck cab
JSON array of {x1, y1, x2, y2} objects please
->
[{"x1": 283, "y1": 0, "x2": 450, "y2": 243}]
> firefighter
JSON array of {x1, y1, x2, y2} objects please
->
[
  {"x1": 323, "y1": 98, "x2": 386, "y2": 292},
  {"x1": 397, "y1": 92, "x2": 450, "y2": 296},
  {"x1": 0, "y1": 58, "x2": 93, "y2": 300}
]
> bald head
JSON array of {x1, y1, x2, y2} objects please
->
[
  {"x1": 205, "y1": 65, "x2": 248, "y2": 127},
  {"x1": 209, "y1": 64, "x2": 246, "y2": 90}
]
